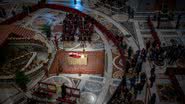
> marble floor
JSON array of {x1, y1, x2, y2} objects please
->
[{"x1": 0, "y1": 0, "x2": 185, "y2": 104}]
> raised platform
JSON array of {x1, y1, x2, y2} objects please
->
[
  {"x1": 67, "y1": 53, "x2": 88, "y2": 65},
  {"x1": 49, "y1": 50, "x2": 105, "y2": 75}
]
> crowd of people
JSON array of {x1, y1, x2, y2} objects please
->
[
  {"x1": 146, "y1": 39, "x2": 185, "y2": 65},
  {"x1": 110, "y1": 43, "x2": 148, "y2": 103},
  {"x1": 62, "y1": 13, "x2": 94, "y2": 41},
  {"x1": 111, "y1": 38, "x2": 169, "y2": 103}
]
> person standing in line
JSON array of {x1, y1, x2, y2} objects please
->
[
  {"x1": 81, "y1": 0, "x2": 83, "y2": 6},
  {"x1": 126, "y1": 92, "x2": 132, "y2": 103},
  {"x1": 153, "y1": 48, "x2": 158, "y2": 62},
  {"x1": 135, "y1": 82, "x2": 143, "y2": 94},
  {"x1": 140, "y1": 72, "x2": 146, "y2": 85},
  {"x1": 124, "y1": 87, "x2": 129, "y2": 99},
  {"x1": 135, "y1": 62, "x2": 142, "y2": 79},
  {"x1": 134, "y1": 83, "x2": 140, "y2": 94},
  {"x1": 150, "y1": 64, "x2": 155, "y2": 76},
  {"x1": 2, "y1": 7, "x2": 6, "y2": 18},
  {"x1": 28, "y1": 5, "x2": 32, "y2": 13},
  {"x1": 134, "y1": 84, "x2": 138, "y2": 98},
  {"x1": 38, "y1": 0, "x2": 41, "y2": 5},
  {"x1": 116, "y1": 86, "x2": 122, "y2": 98},
  {"x1": 122, "y1": 76, "x2": 127, "y2": 87},
  {"x1": 22, "y1": 4, "x2": 26, "y2": 13},
  {"x1": 128, "y1": 46, "x2": 133, "y2": 59},
  {"x1": 149, "y1": 93, "x2": 156, "y2": 104},
  {"x1": 170, "y1": 45, "x2": 181, "y2": 64},
  {"x1": 61, "y1": 84, "x2": 67, "y2": 98},
  {"x1": 134, "y1": 50, "x2": 140, "y2": 62},
  {"x1": 131, "y1": 58, "x2": 136, "y2": 68},
  {"x1": 125, "y1": 60, "x2": 130, "y2": 73},
  {"x1": 0, "y1": 8, "x2": 3, "y2": 17},
  {"x1": 130, "y1": 75, "x2": 136, "y2": 90},
  {"x1": 131, "y1": 9, "x2": 135, "y2": 18},
  {"x1": 149, "y1": 74, "x2": 156, "y2": 88},
  {"x1": 152, "y1": 40, "x2": 157, "y2": 48},
  {"x1": 26, "y1": 5, "x2": 30, "y2": 14},
  {"x1": 135, "y1": 56, "x2": 143, "y2": 77},
  {"x1": 146, "y1": 40, "x2": 151, "y2": 51},
  {"x1": 141, "y1": 48, "x2": 147, "y2": 61},
  {"x1": 150, "y1": 48, "x2": 155, "y2": 61},
  {"x1": 11, "y1": 9, "x2": 16, "y2": 17}
]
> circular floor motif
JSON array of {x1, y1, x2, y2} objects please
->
[
  {"x1": 119, "y1": 59, "x2": 123, "y2": 66},
  {"x1": 112, "y1": 14, "x2": 128, "y2": 22},
  {"x1": 113, "y1": 55, "x2": 124, "y2": 69},
  {"x1": 104, "y1": 23, "x2": 113, "y2": 30},
  {"x1": 48, "y1": 11, "x2": 66, "y2": 19},
  {"x1": 1, "y1": 4, "x2": 138, "y2": 104},
  {"x1": 77, "y1": 92, "x2": 97, "y2": 104},
  {"x1": 176, "y1": 58, "x2": 185, "y2": 68},
  {"x1": 91, "y1": 42, "x2": 104, "y2": 49},
  {"x1": 96, "y1": 7, "x2": 112, "y2": 15},
  {"x1": 96, "y1": 15, "x2": 106, "y2": 23},
  {"x1": 84, "y1": 81, "x2": 103, "y2": 92},
  {"x1": 32, "y1": 16, "x2": 52, "y2": 28},
  {"x1": 112, "y1": 46, "x2": 119, "y2": 55},
  {"x1": 63, "y1": 41, "x2": 80, "y2": 48},
  {"x1": 44, "y1": 76, "x2": 73, "y2": 87},
  {"x1": 112, "y1": 70, "x2": 124, "y2": 79},
  {"x1": 91, "y1": 33, "x2": 100, "y2": 41}
]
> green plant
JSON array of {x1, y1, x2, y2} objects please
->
[
  {"x1": 15, "y1": 70, "x2": 29, "y2": 91},
  {"x1": 121, "y1": 43, "x2": 127, "y2": 50},
  {"x1": 41, "y1": 24, "x2": 51, "y2": 38},
  {"x1": 125, "y1": 34, "x2": 131, "y2": 38},
  {"x1": 48, "y1": 53, "x2": 52, "y2": 59}
]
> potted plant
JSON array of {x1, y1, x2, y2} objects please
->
[
  {"x1": 15, "y1": 70, "x2": 29, "y2": 92},
  {"x1": 48, "y1": 52, "x2": 52, "y2": 59},
  {"x1": 41, "y1": 24, "x2": 52, "y2": 38}
]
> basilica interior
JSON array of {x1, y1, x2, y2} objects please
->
[{"x1": 0, "y1": 0, "x2": 185, "y2": 104}]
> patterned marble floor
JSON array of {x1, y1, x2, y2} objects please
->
[
  {"x1": 4, "y1": 0, "x2": 185, "y2": 104},
  {"x1": 0, "y1": 84, "x2": 21, "y2": 104},
  {"x1": 0, "y1": 6, "x2": 178, "y2": 104},
  {"x1": 9, "y1": 6, "x2": 136, "y2": 104},
  {"x1": 135, "y1": 16, "x2": 185, "y2": 104}
]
